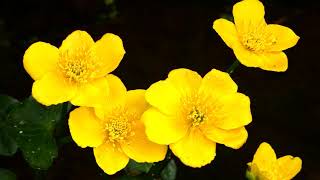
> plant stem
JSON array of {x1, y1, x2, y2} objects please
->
[{"x1": 227, "y1": 60, "x2": 240, "y2": 74}]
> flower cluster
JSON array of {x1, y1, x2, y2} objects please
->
[{"x1": 22, "y1": 0, "x2": 302, "y2": 179}]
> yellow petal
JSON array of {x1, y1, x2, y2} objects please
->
[
  {"x1": 252, "y1": 142, "x2": 277, "y2": 173},
  {"x1": 94, "y1": 142, "x2": 129, "y2": 175},
  {"x1": 167, "y1": 68, "x2": 202, "y2": 95},
  {"x1": 70, "y1": 77, "x2": 109, "y2": 108},
  {"x1": 59, "y1": 30, "x2": 94, "y2": 54},
  {"x1": 32, "y1": 71, "x2": 76, "y2": 106},
  {"x1": 233, "y1": 42, "x2": 263, "y2": 68},
  {"x1": 170, "y1": 128, "x2": 216, "y2": 168},
  {"x1": 213, "y1": 19, "x2": 239, "y2": 48},
  {"x1": 145, "y1": 80, "x2": 181, "y2": 115},
  {"x1": 259, "y1": 52, "x2": 288, "y2": 72},
  {"x1": 125, "y1": 90, "x2": 149, "y2": 117},
  {"x1": 201, "y1": 125, "x2": 248, "y2": 149},
  {"x1": 121, "y1": 121, "x2": 167, "y2": 163},
  {"x1": 94, "y1": 74, "x2": 126, "y2": 119},
  {"x1": 267, "y1": 24, "x2": 300, "y2": 51},
  {"x1": 68, "y1": 107, "x2": 105, "y2": 148},
  {"x1": 90, "y1": 33, "x2": 125, "y2": 77},
  {"x1": 200, "y1": 69, "x2": 237, "y2": 98},
  {"x1": 213, "y1": 93, "x2": 252, "y2": 130},
  {"x1": 233, "y1": 0, "x2": 266, "y2": 32},
  {"x1": 142, "y1": 108, "x2": 188, "y2": 145},
  {"x1": 23, "y1": 42, "x2": 59, "y2": 80},
  {"x1": 277, "y1": 155, "x2": 302, "y2": 180}
]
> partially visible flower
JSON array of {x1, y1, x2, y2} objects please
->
[
  {"x1": 68, "y1": 76, "x2": 167, "y2": 175},
  {"x1": 247, "y1": 142, "x2": 302, "y2": 180},
  {"x1": 23, "y1": 30, "x2": 125, "y2": 106},
  {"x1": 213, "y1": 0, "x2": 299, "y2": 72},
  {"x1": 142, "y1": 68, "x2": 252, "y2": 167}
]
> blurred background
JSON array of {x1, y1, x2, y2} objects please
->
[{"x1": 0, "y1": 0, "x2": 319, "y2": 179}]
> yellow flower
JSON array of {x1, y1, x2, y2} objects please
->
[
  {"x1": 142, "y1": 68, "x2": 252, "y2": 167},
  {"x1": 23, "y1": 30, "x2": 125, "y2": 106},
  {"x1": 213, "y1": 0, "x2": 299, "y2": 72},
  {"x1": 68, "y1": 76, "x2": 167, "y2": 175},
  {"x1": 247, "y1": 142, "x2": 302, "y2": 180}
]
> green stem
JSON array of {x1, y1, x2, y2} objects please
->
[{"x1": 227, "y1": 60, "x2": 240, "y2": 74}]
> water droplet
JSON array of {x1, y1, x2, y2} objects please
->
[
  {"x1": 31, "y1": 151, "x2": 35, "y2": 154},
  {"x1": 19, "y1": 130, "x2": 23, "y2": 134},
  {"x1": 37, "y1": 147, "x2": 41, "y2": 151},
  {"x1": 13, "y1": 125, "x2": 17, "y2": 128},
  {"x1": 19, "y1": 121, "x2": 25, "y2": 125}
]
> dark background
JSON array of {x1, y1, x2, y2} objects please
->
[{"x1": 0, "y1": 0, "x2": 319, "y2": 179}]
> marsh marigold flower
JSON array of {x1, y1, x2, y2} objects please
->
[
  {"x1": 213, "y1": 0, "x2": 299, "y2": 72},
  {"x1": 247, "y1": 142, "x2": 302, "y2": 180},
  {"x1": 142, "y1": 68, "x2": 252, "y2": 167},
  {"x1": 23, "y1": 30, "x2": 125, "y2": 106},
  {"x1": 68, "y1": 76, "x2": 167, "y2": 175}
]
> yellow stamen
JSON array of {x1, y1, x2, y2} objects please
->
[
  {"x1": 58, "y1": 48, "x2": 96, "y2": 83},
  {"x1": 104, "y1": 108, "x2": 136, "y2": 147}
]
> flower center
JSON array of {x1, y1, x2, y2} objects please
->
[
  {"x1": 58, "y1": 49, "x2": 96, "y2": 83},
  {"x1": 240, "y1": 24, "x2": 276, "y2": 52},
  {"x1": 182, "y1": 93, "x2": 211, "y2": 127},
  {"x1": 104, "y1": 109, "x2": 135, "y2": 145},
  {"x1": 188, "y1": 107, "x2": 206, "y2": 126}
]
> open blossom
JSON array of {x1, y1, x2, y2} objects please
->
[
  {"x1": 23, "y1": 30, "x2": 125, "y2": 106},
  {"x1": 142, "y1": 68, "x2": 252, "y2": 167},
  {"x1": 213, "y1": 0, "x2": 299, "y2": 72},
  {"x1": 68, "y1": 75, "x2": 167, "y2": 175},
  {"x1": 247, "y1": 142, "x2": 302, "y2": 180}
]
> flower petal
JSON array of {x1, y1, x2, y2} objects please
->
[
  {"x1": 201, "y1": 125, "x2": 248, "y2": 149},
  {"x1": 167, "y1": 68, "x2": 202, "y2": 95},
  {"x1": 233, "y1": 0, "x2": 266, "y2": 32},
  {"x1": 259, "y1": 52, "x2": 288, "y2": 72},
  {"x1": 200, "y1": 69, "x2": 237, "y2": 98},
  {"x1": 94, "y1": 74, "x2": 127, "y2": 119},
  {"x1": 23, "y1": 42, "x2": 59, "y2": 80},
  {"x1": 267, "y1": 24, "x2": 300, "y2": 51},
  {"x1": 59, "y1": 30, "x2": 94, "y2": 54},
  {"x1": 252, "y1": 142, "x2": 277, "y2": 173},
  {"x1": 170, "y1": 128, "x2": 216, "y2": 168},
  {"x1": 213, "y1": 19, "x2": 239, "y2": 49},
  {"x1": 94, "y1": 142, "x2": 129, "y2": 175},
  {"x1": 213, "y1": 93, "x2": 252, "y2": 130},
  {"x1": 68, "y1": 107, "x2": 105, "y2": 148},
  {"x1": 145, "y1": 80, "x2": 181, "y2": 115},
  {"x1": 277, "y1": 155, "x2": 302, "y2": 180},
  {"x1": 125, "y1": 90, "x2": 149, "y2": 117},
  {"x1": 233, "y1": 42, "x2": 263, "y2": 68},
  {"x1": 90, "y1": 33, "x2": 125, "y2": 77},
  {"x1": 121, "y1": 121, "x2": 167, "y2": 163},
  {"x1": 142, "y1": 108, "x2": 188, "y2": 145},
  {"x1": 32, "y1": 71, "x2": 76, "y2": 106},
  {"x1": 70, "y1": 77, "x2": 109, "y2": 108}
]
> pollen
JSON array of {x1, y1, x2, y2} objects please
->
[
  {"x1": 104, "y1": 108, "x2": 136, "y2": 146},
  {"x1": 58, "y1": 48, "x2": 96, "y2": 83}
]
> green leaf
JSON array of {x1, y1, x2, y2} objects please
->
[
  {"x1": 160, "y1": 159, "x2": 177, "y2": 180},
  {"x1": 0, "y1": 168, "x2": 16, "y2": 180},
  {"x1": 0, "y1": 95, "x2": 19, "y2": 156},
  {"x1": 7, "y1": 97, "x2": 66, "y2": 170},
  {"x1": 125, "y1": 160, "x2": 153, "y2": 176}
]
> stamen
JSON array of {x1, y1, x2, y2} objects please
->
[
  {"x1": 104, "y1": 108, "x2": 136, "y2": 147},
  {"x1": 240, "y1": 22, "x2": 276, "y2": 52},
  {"x1": 58, "y1": 48, "x2": 96, "y2": 83}
]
